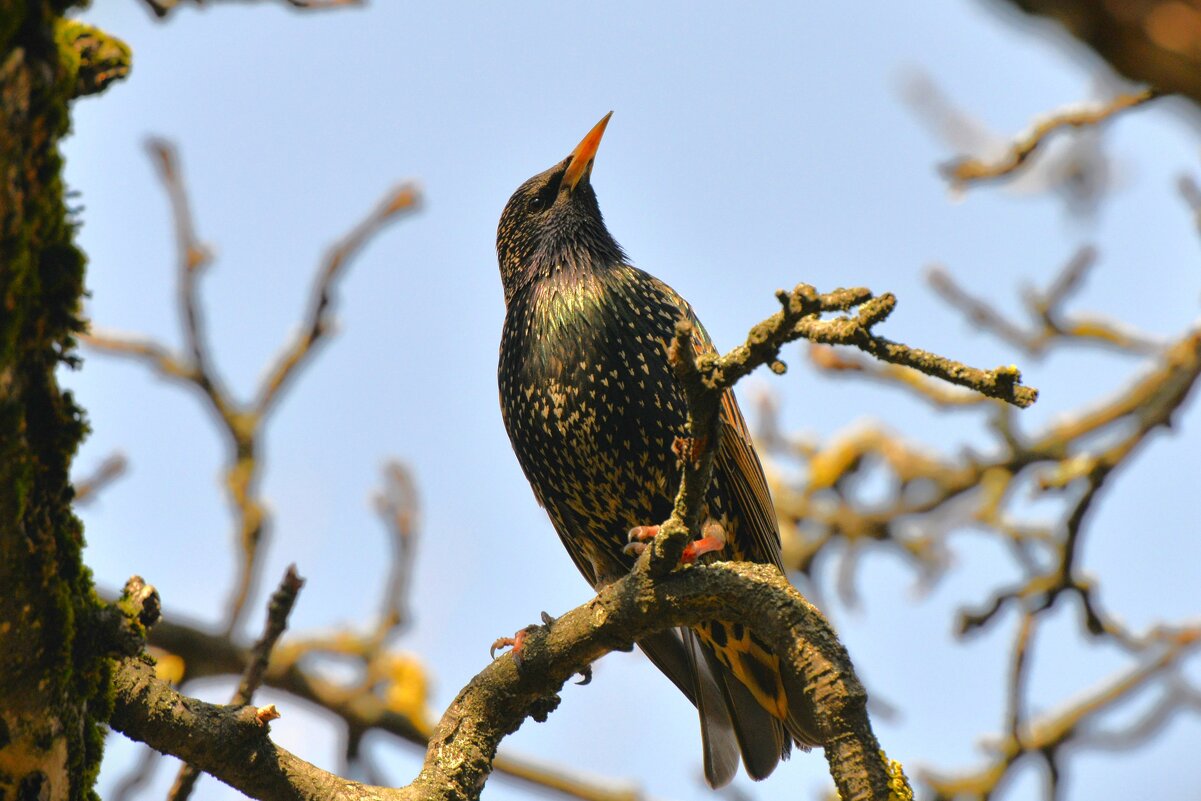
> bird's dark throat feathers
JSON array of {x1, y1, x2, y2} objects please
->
[{"x1": 496, "y1": 157, "x2": 626, "y2": 305}]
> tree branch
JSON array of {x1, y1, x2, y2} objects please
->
[
  {"x1": 141, "y1": 0, "x2": 362, "y2": 19},
  {"x1": 928, "y1": 248, "x2": 1164, "y2": 358},
  {"x1": 72, "y1": 451, "x2": 128, "y2": 505},
  {"x1": 939, "y1": 88, "x2": 1160, "y2": 188},
  {"x1": 253, "y1": 185, "x2": 420, "y2": 419},
  {"x1": 167, "y1": 567, "x2": 304, "y2": 801},
  {"x1": 648, "y1": 283, "x2": 1037, "y2": 573},
  {"x1": 112, "y1": 561, "x2": 890, "y2": 801},
  {"x1": 141, "y1": 613, "x2": 644, "y2": 801}
]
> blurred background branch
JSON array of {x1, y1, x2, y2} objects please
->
[
  {"x1": 140, "y1": 0, "x2": 361, "y2": 18},
  {"x1": 84, "y1": 141, "x2": 420, "y2": 634}
]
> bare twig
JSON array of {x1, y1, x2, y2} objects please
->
[
  {"x1": 110, "y1": 746, "x2": 162, "y2": 801},
  {"x1": 928, "y1": 249, "x2": 1164, "y2": 358},
  {"x1": 1078, "y1": 672, "x2": 1201, "y2": 751},
  {"x1": 940, "y1": 88, "x2": 1160, "y2": 188},
  {"x1": 73, "y1": 451, "x2": 128, "y2": 505},
  {"x1": 1005, "y1": 612, "x2": 1036, "y2": 746},
  {"x1": 167, "y1": 566, "x2": 305, "y2": 801},
  {"x1": 254, "y1": 185, "x2": 420, "y2": 418},
  {"x1": 141, "y1": 0, "x2": 361, "y2": 19},
  {"x1": 372, "y1": 461, "x2": 420, "y2": 638}
]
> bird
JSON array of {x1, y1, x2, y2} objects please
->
[{"x1": 495, "y1": 113, "x2": 821, "y2": 787}]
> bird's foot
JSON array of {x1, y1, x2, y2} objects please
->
[
  {"x1": 672, "y1": 434, "x2": 709, "y2": 466},
  {"x1": 623, "y1": 520, "x2": 727, "y2": 563},
  {"x1": 622, "y1": 524, "x2": 659, "y2": 558},
  {"x1": 490, "y1": 612, "x2": 591, "y2": 683},
  {"x1": 490, "y1": 629, "x2": 531, "y2": 664},
  {"x1": 491, "y1": 611, "x2": 554, "y2": 662},
  {"x1": 683, "y1": 520, "x2": 727, "y2": 563}
]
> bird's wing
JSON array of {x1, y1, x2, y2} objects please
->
[{"x1": 714, "y1": 389, "x2": 786, "y2": 570}]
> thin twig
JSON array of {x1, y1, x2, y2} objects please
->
[
  {"x1": 73, "y1": 451, "x2": 128, "y2": 505},
  {"x1": 167, "y1": 567, "x2": 305, "y2": 801},
  {"x1": 372, "y1": 461, "x2": 420, "y2": 638},
  {"x1": 254, "y1": 184, "x2": 420, "y2": 418},
  {"x1": 110, "y1": 745, "x2": 162, "y2": 801},
  {"x1": 141, "y1": 0, "x2": 362, "y2": 18},
  {"x1": 1005, "y1": 611, "x2": 1036, "y2": 745},
  {"x1": 940, "y1": 88, "x2": 1160, "y2": 187},
  {"x1": 928, "y1": 249, "x2": 1164, "y2": 358}
]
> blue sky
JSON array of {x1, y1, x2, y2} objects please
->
[{"x1": 64, "y1": 3, "x2": 1200, "y2": 800}]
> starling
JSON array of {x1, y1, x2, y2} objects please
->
[{"x1": 496, "y1": 113, "x2": 820, "y2": 787}]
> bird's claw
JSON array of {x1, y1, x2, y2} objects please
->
[
  {"x1": 672, "y1": 435, "x2": 709, "y2": 466},
  {"x1": 624, "y1": 521, "x2": 727, "y2": 563},
  {"x1": 489, "y1": 631, "x2": 526, "y2": 661},
  {"x1": 490, "y1": 612, "x2": 559, "y2": 668},
  {"x1": 623, "y1": 524, "x2": 659, "y2": 557}
]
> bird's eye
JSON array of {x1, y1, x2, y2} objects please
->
[{"x1": 529, "y1": 171, "x2": 564, "y2": 212}]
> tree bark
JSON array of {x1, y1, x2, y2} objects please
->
[{"x1": 0, "y1": 6, "x2": 129, "y2": 801}]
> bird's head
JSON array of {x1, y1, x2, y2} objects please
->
[{"x1": 496, "y1": 112, "x2": 625, "y2": 303}]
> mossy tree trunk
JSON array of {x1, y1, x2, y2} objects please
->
[{"x1": 0, "y1": 4, "x2": 128, "y2": 801}]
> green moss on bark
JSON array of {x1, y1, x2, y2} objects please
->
[{"x1": 0, "y1": 5, "x2": 129, "y2": 801}]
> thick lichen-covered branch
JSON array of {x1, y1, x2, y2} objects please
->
[
  {"x1": 112, "y1": 561, "x2": 893, "y2": 801},
  {"x1": 722, "y1": 284, "x2": 1037, "y2": 406}
]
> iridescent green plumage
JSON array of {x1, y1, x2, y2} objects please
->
[{"x1": 496, "y1": 116, "x2": 819, "y2": 786}]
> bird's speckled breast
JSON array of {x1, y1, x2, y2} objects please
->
[{"x1": 498, "y1": 263, "x2": 696, "y2": 585}]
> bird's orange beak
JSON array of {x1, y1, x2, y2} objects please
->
[{"x1": 563, "y1": 112, "x2": 613, "y2": 193}]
